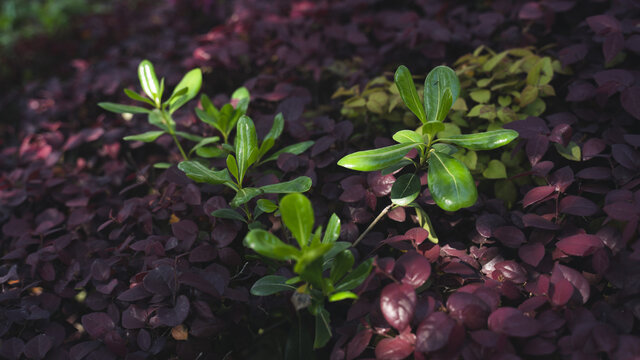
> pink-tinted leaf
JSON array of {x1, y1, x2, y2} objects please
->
[
  {"x1": 494, "y1": 260, "x2": 527, "y2": 283},
  {"x1": 550, "y1": 279, "x2": 573, "y2": 306},
  {"x1": 488, "y1": 307, "x2": 540, "y2": 337},
  {"x1": 526, "y1": 134, "x2": 549, "y2": 166},
  {"x1": 405, "y1": 227, "x2": 429, "y2": 245},
  {"x1": 492, "y1": 226, "x2": 526, "y2": 248},
  {"x1": 346, "y1": 329, "x2": 373, "y2": 360},
  {"x1": 556, "y1": 234, "x2": 603, "y2": 256},
  {"x1": 375, "y1": 334, "x2": 414, "y2": 360},
  {"x1": 393, "y1": 251, "x2": 431, "y2": 288},
  {"x1": 81, "y1": 312, "x2": 115, "y2": 339},
  {"x1": 519, "y1": 242, "x2": 545, "y2": 267},
  {"x1": 446, "y1": 292, "x2": 490, "y2": 330},
  {"x1": 368, "y1": 172, "x2": 395, "y2": 197},
  {"x1": 523, "y1": 186, "x2": 555, "y2": 208},
  {"x1": 380, "y1": 283, "x2": 417, "y2": 331},
  {"x1": 551, "y1": 263, "x2": 590, "y2": 303},
  {"x1": 415, "y1": 312, "x2": 455, "y2": 352},
  {"x1": 559, "y1": 196, "x2": 599, "y2": 216}
]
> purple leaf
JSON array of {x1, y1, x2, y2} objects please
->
[
  {"x1": 548, "y1": 123, "x2": 572, "y2": 146},
  {"x1": 494, "y1": 260, "x2": 527, "y2": 283},
  {"x1": 393, "y1": 251, "x2": 431, "y2": 288},
  {"x1": 475, "y1": 214, "x2": 506, "y2": 238},
  {"x1": 566, "y1": 81, "x2": 596, "y2": 102},
  {"x1": 492, "y1": 226, "x2": 526, "y2": 248},
  {"x1": 586, "y1": 14, "x2": 621, "y2": 35},
  {"x1": 556, "y1": 234, "x2": 603, "y2": 256},
  {"x1": 81, "y1": 312, "x2": 115, "y2": 339},
  {"x1": 551, "y1": 263, "x2": 590, "y2": 303},
  {"x1": 0, "y1": 337, "x2": 24, "y2": 360},
  {"x1": 523, "y1": 337, "x2": 556, "y2": 356},
  {"x1": 143, "y1": 266, "x2": 174, "y2": 296},
  {"x1": 576, "y1": 167, "x2": 611, "y2": 180},
  {"x1": 346, "y1": 329, "x2": 372, "y2": 360},
  {"x1": 117, "y1": 284, "x2": 151, "y2": 302},
  {"x1": 519, "y1": 242, "x2": 545, "y2": 267},
  {"x1": 603, "y1": 32, "x2": 624, "y2": 63},
  {"x1": 558, "y1": 44, "x2": 588, "y2": 65},
  {"x1": 122, "y1": 305, "x2": 148, "y2": 329},
  {"x1": 612, "y1": 144, "x2": 639, "y2": 170},
  {"x1": 104, "y1": 331, "x2": 127, "y2": 357},
  {"x1": 621, "y1": 87, "x2": 640, "y2": 120},
  {"x1": 549, "y1": 166, "x2": 574, "y2": 193},
  {"x1": 69, "y1": 341, "x2": 100, "y2": 360},
  {"x1": 522, "y1": 214, "x2": 560, "y2": 230},
  {"x1": 518, "y1": 2, "x2": 544, "y2": 20},
  {"x1": 446, "y1": 292, "x2": 490, "y2": 330},
  {"x1": 157, "y1": 295, "x2": 190, "y2": 327},
  {"x1": 137, "y1": 329, "x2": 151, "y2": 351},
  {"x1": 380, "y1": 283, "x2": 417, "y2": 331},
  {"x1": 582, "y1": 138, "x2": 606, "y2": 160},
  {"x1": 526, "y1": 134, "x2": 549, "y2": 166},
  {"x1": 374, "y1": 334, "x2": 415, "y2": 360},
  {"x1": 523, "y1": 186, "x2": 555, "y2": 208},
  {"x1": 171, "y1": 220, "x2": 198, "y2": 243},
  {"x1": 488, "y1": 307, "x2": 540, "y2": 337},
  {"x1": 504, "y1": 117, "x2": 548, "y2": 139},
  {"x1": 368, "y1": 172, "x2": 395, "y2": 197},
  {"x1": 415, "y1": 312, "x2": 455, "y2": 352},
  {"x1": 550, "y1": 278, "x2": 573, "y2": 306},
  {"x1": 559, "y1": 196, "x2": 599, "y2": 216},
  {"x1": 34, "y1": 208, "x2": 65, "y2": 234}
]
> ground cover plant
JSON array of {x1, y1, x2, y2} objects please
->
[{"x1": 1, "y1": 0, "x2": 640, "y2": 359}]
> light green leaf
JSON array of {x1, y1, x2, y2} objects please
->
[
  {"x1": 393, "y1": 130, "x2": 423, "y2": 144},
  {"x1": 421, "y1": 122, "x2": 446, "y2": 138},
  {"x1": 482, "y1": 160, "x2": 507, "y2": 179},
  {"x1": 231, "y1": 86, "x2": 251, "y2": 114},
  {"x1": 250, "y1": 275, "x2": 296, "y2": 296},
  {"x1": 322, "y1": 214, "x2": 341, "y2": 244},
  {"x1": 230, "y1": 187, "x2": 264, "y2": 207},
  {"x1": 436, "y1": 123, "x2": 461, "y2": 139},
  {"x1": 243, "y1": 229, "x2": 301, "y2": 261},
  {"x1": 469, "y1": 89, "x2": 491, "y2": 104},
  {"x1": 394, "y1": 65, "x2": 427, "y2": 123},
  {"x1": 261, "y1": 141, "x2": 314, "y2": 163},
  {"x1": 124, "y1": 88, "x2": 156, "y2": 107},
  {"x1": 138, "y1": 60, "x2": 162, "y2": 106},
  {"x1": 328, "y1": 291, "x2": 358, "y2": 302},
  {"x1": 188, "y1": 136, "x2": 220, "y2": 156},
  {"x1": 177, "y1": 160, "x2": 234, "y2": 185},
  {"x1": 235, "y1": 115, "x2": 258, "y2": 184},
  {"x1": 169, "y1": 68, "x2": 202, "y2": 113},
  {"x1": 424, "y1": 66, "x2": 460, "y2": 122},
  {"x1": 337, "y1": 143, "x2": 417, "y2": 172},
  {"x1": 98, "y1": 102, "x2": 150, "y2": 114},
  {"x1": 175, "y1": 131, "x2": 204, "y2": 142},
  {"x1": 314, "y1": 307, "x2": 331, "y2": 349},
  {"x1": 427, "y1": 150, "x2": 478, "y2": 211},
  {"x1": 195, "y1": 146, "x2": 226, "y2": 158},
  {"x1": 226, "y1": 154, "x2": 239, "y2": 182},
  {"x1": 257, "y1": 199, "x2": 278, "y2": 213},
  {"x1": 483, "y1": 51, "x2": 508, "y2": 72},
  {"x1": 438, "y1": 129, "x2": 518, "y2": 150},
  {"x1": 431, "y1": 143, "x2": 458, "y2": 155},
  {"x1": 555, "y1": 141, "x2": 581, "y2": 161},
  {"x1": 280, "y1": 193, "x2": 314, "y2": 249},
  {"x1": 148, "y1": 109, "x2": 174, "y2": 132},
  {"x1": 211, "y1": 208, "x2": 247, "y2": 223},
  {"x1": 123, "y1": 130, "x2": 164, "y2": 142},
  {"x1": 258, "y1": 112, "x2": 284, "y2": 158},
  {"x1": 260, "y1": 176, "x2": 312, "y2": 194},
  {"x1": 390, "y1": 173, "x2": 421, "y2": 206},
  {"x1": 153, "y1": 162, "x2": 171, "y2": 169},
  {"x1": 329, "y1": 250, "x2": 354, "y2": 284},
  {"x1": 334, "y1": 258, "x2": 373, "y2": 292}
]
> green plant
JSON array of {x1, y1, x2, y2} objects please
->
[
  {"x1": 243, "y1": 193, "x2": 373, "y2": 349},
  {"x1": 178, "y1": 114, "x2": 314, "y2": 224},
  {"x1": 338, "y1": 65, "x2": 518, "y2": 243},
  {"x1": 99, "y1": 59, "x2": 208, "y2": 167}
]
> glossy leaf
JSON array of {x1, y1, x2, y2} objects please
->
[
  {"x1": 230, "y1": 187, "x2": 263, "y2": 207},
  {"x1": 124, "y1": 88, "x2": 156, "y2": 106},
  {"x1": 261, "y1": 141, "x2": 314, "y2": 163},
  {"x1": 422, "y1": 122, "x2": 446, "y2": 138},
  {"x1": 235, "y1": 115, "x2": 258, "y2": 184},
  {"x1": 556, "y1": 234, "x2": 603, "y2": 256},
  {"x1": 177, "y1": 161, "x2": 233, "y2": 186},
  {"x1": 226, "y1": 155, "x2": 239, "y2": 181},
  {"x1": 416, "y1": 312, "x2": 456, "y2": 352},
  {"x1": 322, "y1": 213, "x2": 341, "y2": 244},
  {"x1": 375, "y1": 335, "x2": 414, "y2": 360},
  {"x1": 335, "y1": 258, "x2": 373, "y2": 292},
  {"x1": 390, "y1": 173, "x2": 421, "y2": 206},
  {"x1": 330, "y1": 249, "x2": 354, "y2": 284},
  {"x1": 250, "y1": 275, "x2": 295, "y2": 296},
  {"x1": 393, "y1": 251, "x2": 431, "y2": 288},
  {"x1": 394, "y1": 65, "x2": 427, "y2": 123},
  {"x1": 314, "y1": 307, "x2": 331, "y2": 348},
  {"x1": 280, "y1": 193, "x2": 314, "y2": 248},
  {"x1": 188, "y1": 136, "x2": 220, "y2": 156},
  {"x1": 98, "y1": 102, "x2": 150, "y2": 114},
  {"x1": 138, "y1": 60, "x2": 161, "y2": 105},
  {"x1": 210, "y1": 209, "x2": 246, "y2": 222},
  {"x1": 123, "y1": 130, "x2": 164, "y2": 142},
  {"x1": 231, "y1": 86, "x2": 250, "y2": 113},
  {"x1": 169, "y1": 68, "x2": 202, "y2": 113},
  {"x1": 393, "y1": 130, "x2": 423, "y2": 144},
  {"x1": 337, "y1": 143, "x2": 417, "y2": 171},
  {"x1": 427, "y1": 150, "x2": 478, "y2": 211},
  {"x1": 438, "y1": 129, "x2": 518, "y2": 150},
  {"x1": 258, "y1": 113, "x2": 284, "y2": 158},
  {"x1": 260, "y1": 176, "x2": 312, "y2": 194},
  {"x1": 328, "y1": 291, "x2": 358, "y2": 302},
  {"x1": 488, "y1": 307, "x2": 540, "y2": 337},
  {"x1": 256, "y1": 199, "x2": 278, "y2": 213},
  {"x1": 243, "y1": 229, "x2": 300, "y2": 261},
  {"x1": 424, "y1": 65, "x2": 460, "y2": 122},
  {"x1": 380, "y1": 283, "x2": 416, "y2": 331}
]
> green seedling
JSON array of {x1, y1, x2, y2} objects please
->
[
  {"x1": 338, "y1": 65, "x2": 518, "y2": 244},
  {"x1": 243, "y1": 193, "x2": 373, "y2": 349},
  {"x1": 195, "y1": 87, "x2": 249, "y2": 145},
  {"x1": 178, "y1": 114, "x2": 314, "y2": 224}
]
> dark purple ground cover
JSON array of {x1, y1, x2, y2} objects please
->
[{"x1": 1, "y1": 0, "x2": 639, "y2": 359}]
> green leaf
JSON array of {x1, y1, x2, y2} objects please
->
[
  {"x1": 123, "y1": 130, "x2": 164, "y2": 142},
  {"x1": 314, "y1": 307, "x2": 331, "y2": 349},
  {"x1": 469, "y1": 89, "x2": 491, "y2": 104},
  {"x1": 390, "y1": 173, "x2": 421, "y2": 206},
  {"x1": 226, "y1": 154, "x2": 239, "y2": 182},
  {"x1": 124, "y1": 88, "x2": 156, "y2": 107},
  {"x1": 138, "y1": 60, "x2": 162, "y2": 106},
  {"x1": 231, "y1": 86, "x2": 251, "y2": 114},
  {"x1": 424, "y1": 65, "x2": 460, "y2": 122},
  {"x1": 334, "y1": 258, "x2": 373, "y2": 292},
  {"x1": 482, "y1": 159, "x2": 507, "y2": 179},
  {"x1": 337, "y1": 143, "x2": 417, "y2": 172},
  {"x1": 408, "y1": 203, "x2": 439, "y2": 243},
  {"x1": 438, "y1": 129, "x2": 518, "y2": 150},
  {"x1": 393, "y1": 130, "x2": 423, "y2": 144},
  {"x1": 250, "y1": 275, "x2": 296, "y2": 296},
  {"x1": 244, "y1": 229, "x2": 301, "y2": 261},
  {"x1": 148, "y1": 109, "x2": 174, "y2": 132},
  {"x1": 257, "y1": 199, "x2": 278, "y2": 213},
  {"x1": 195, "y1": 146, "x2": 226, "y2": 158},
  {"x1": 211, "y1": 208, "x2": 247, "y2": 223},
  {"x1": 555, "y1": 141, "x2": 581, "y2": 161},
  {"x1": 258, "y1": 113, "x2": 284, "y2": 159},
  {"x1": 188, "y1": 136, "x2": 220, "y2": 156},
  {"x1": 169, "y1": 68, "x2": 202, "y2": 113},
  {"x1": 260, "y1": 176, "x2": 312, "y2": 194},
  {"x1": 230, "y1": 187, "x2": 264, "y2": 208},
  {"x1": 261, "y1": 141, "x2": 314, "y2": 163},
  {"x1": 330, "y1": 250, "x2": 354, "y2": 284},
  {"x1": 381, "y1": 158, "x2": 414, "y2": 175},
  {"x1": 280, "y1": 193, "x2": 314, "y2": 249},
  {"x1": 321, "y1": 242, "x2": 351, "y2": 271},
  {"x1": 421, "y1": 122, "x2": 446, "y2": 138},
  {"x1": 153, "y1": 162, "x2": 171, "y2": 169},
  {"x1": 427, "y1": 150, "x2": 478, "y2": 211},
  {"x1": 177, "y1": 161, "x2": 234, "y2": 185},
  {"x1": 328, "y1": 291, "x2": 358, "y2": 302},
  {"x1": 235, "y1": 115, "x2": 258, "y2": 184},
  {"x1": 322, "y1": 214, "x2": 341, "y2": 244},
  {"x1": 482, "y1": 51, "x2": 508, "y2": 72},
  {"x1": 98, "y1": 102, "x2": 150, "y2": 114},
  {"x1": 394, "y1": 65, "x2": 427, "y2": 123},
  {"x1": 175, "y1": 131, "x2": 204, "y2": 142},
  {"x1": 431, "y1": 143, "x2": 458, "y2": 155},
  {"x1": 436, "y1": 123, "x2": 461, "y2": 139}
]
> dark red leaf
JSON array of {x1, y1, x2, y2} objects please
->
[
  {"x1": 393, "y1": 251, "x2": 431, "y2": 288},
  {"x1": 374, "y1": 334, "x2": 414, "y2": 360},
  {"x1": 446, "y1": 292, "x2": 489, "y2": 330},
  {"x1": 523, "y1": 186, "x2": 555, "y2": 208},
  {"x1": 340, "y1": 184, "x2": 365, "y2": 202},
  {"x1": 522, "y1": 214, "x2": 560, "y2": 230},
  {"x1": 415, "y1": 312, "x2": 455, "y2": 352},
  {"x1": 559, "y1": 196, "x2": 599, "y2": 216},
  {"x1": 81, "y1": 312, "x2": 115, "y2": 339},
  {"x1": 346, "y1": 329, "x2": 373, "y2": 360},
  {"x1": 550, "y1": 279, "x2": 573, "y2": 306},
  {"x1": 591, "y1": 248, "x2": 610, "y2": 275},
  {"x1": 503, "y1": 117, "x2": 548, "y2": 139},
  {"x1": 551, "y1": 263, "x2": 590, "y2": 303},
  {"x1": 368, "y1": 172, "x2": 395, "y2": 197},
  {"x1": 526, "y1": 134, "x2": 549, "y2": 166},
  {"x1": 549, "y1": 166, "x2": 574, "y2": 193},
  {"x1": 171, "y1": 220, "x2": 198, "y2": 243},
  {"x1": 523, "y1": 337, "x2": 556, "y2": 355},
  {"x1": 492, "y1": 226, "x2": 526, "y2": 248},
  {"x1": 405, "y1": 228, "x2": 429, "y2": 245},
  {"x1": 556, "y1": 234, "x2": 603, "y2": 256},
  {"x1": 494, "y1": 260, "x2": 527, "y2": 283},
  {"x1": 475, "y1": 214, "x2": 506, "y2": 238},
  {"x1": 380, "y1": 283, "x2": 417, "y2": 331},
  {"x1": 519, "y1": 242, "x2": 545, "y2": 267},
  {"x1": 548, "y1": 124, "x2": 572, "y2": 146},
  {"x1": 487, "y1": 307, "x2": 540, "y2": 337}
]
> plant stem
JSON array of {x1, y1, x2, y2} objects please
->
[
  {"x1": 171, "y1": 132, "x2": 189, "y2": 160},
  {"x1": 353, "y1": 203, "x2": 394, "y2": 247}
]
